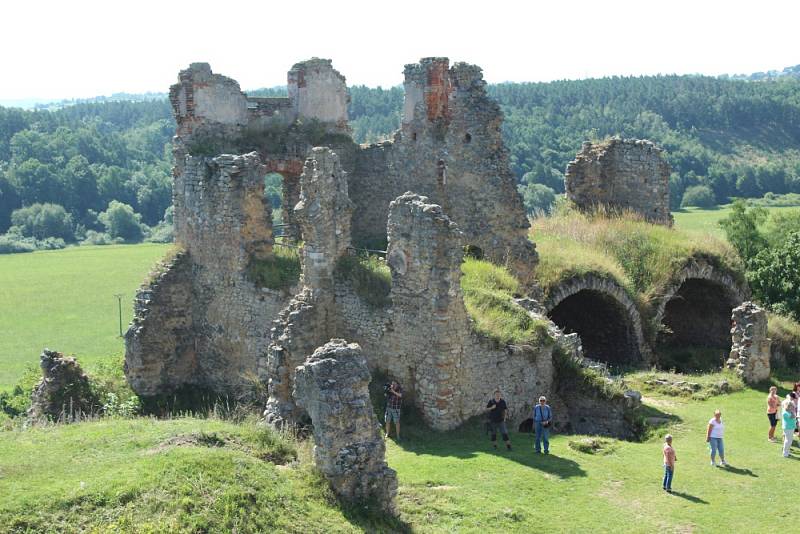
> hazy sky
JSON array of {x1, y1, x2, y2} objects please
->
[{"x1": 1, "y1": 0, "x2": 798, "y2": 100}]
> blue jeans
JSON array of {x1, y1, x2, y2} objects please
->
[
  {"x1": 663, "y1": 465, "x2": 673, "y2": 490},
  {"x1": 535, "y1": 422, "x2": 550, "y2": 452},
  {"x1": 709, "y1": 437, "x2": 724, "y2": 460}
]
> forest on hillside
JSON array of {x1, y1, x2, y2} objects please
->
[{"x1": 1, "y1": 73, "x2": 800, "y2": 249}]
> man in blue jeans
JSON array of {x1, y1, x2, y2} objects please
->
[{"x1": 533, "y1": 396, "x2": 553, "y2": 454}]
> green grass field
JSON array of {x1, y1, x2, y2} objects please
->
[
  {"x1": 1, "y1": 377, "x2": 798, "y2": 532},
  {"x1": 673, "y1": 204, "x2": 800, "y2": 239},
  {"x1": 0, "y1": 244, "x2": 169, "y2": 390}
]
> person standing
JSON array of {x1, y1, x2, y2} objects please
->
[
  {"x1": 384, "y1": 380, "x2": 403, "y2": 441},
  {"x1": 782, "y1": 395, "x2": 797, "y2": 458},
  {"x1": 533, "y1": 396, "x2": 553, "y2": 454},
  {"x1": 767, "y1": 386, "x2": 780, "y2": 442},
  {"x1": 706, "y1": 409, "x2": 727, "y2": 467},
  {"x1": 662, "y1": 434, "x2": 676, "y2": 493},
  {"x1": 486, "y1": 390, "x2": 512, "y2": 451}
]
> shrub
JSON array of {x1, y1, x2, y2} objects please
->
[
  {"x1": 680, "y1": 185, "x2": 716, "y2": 208},
  {"x1": 334, "y1": 253, "x2": 391, "y2": 308},
  {"x1": 519, "y1": 183, "x2": 557, "y2": 216},
  {"x1": 10, "y1": 203, "x2": 74, "y2": 240},
  {"x1": 718, "y1": 199, "x2": 768, "y2": 263},
  {"x1": 0, "y1": 234, "x2": 36, "y2": 254},
  {"x1": 747, "y1": 232, "x2": 800, "y2": 320},
  {"x1": 768, "y1": 312, "x2": 800, "y2": 368},
  {"x1": 82, "y1": 230, "x2": 123, "y2": 246},
  {"x1": 98, "y1": 200, "x2": 146, "y2": 242}
]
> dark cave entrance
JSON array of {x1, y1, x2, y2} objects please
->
[
  {"x1": 656, "y1": 278, "x2": 737, "y2": 372},
  {"x1": 547, "y1": 289, "x2": 640, "y2": 366}
]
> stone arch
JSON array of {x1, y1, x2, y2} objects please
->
[
  {"x1": 653, "y1": 260, "x2": 748, "y2": 363},
  {"x1": 544, "y1": 274, "x2": 646, "y2": 365}
]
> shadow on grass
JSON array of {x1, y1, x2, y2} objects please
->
[
  {"x1": 721, "y1": 464, "x2": 758, "y2": 477},
  {"x1": 670, "y1": 491, "x2": 709, "y2": 504},
  {"x1": 389, "y1": 415, "x2": 586, "y2": 479}
]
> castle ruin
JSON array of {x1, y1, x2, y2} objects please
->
[{"x1": 565, "y1": 138, "x2": 673, "y2": 226}]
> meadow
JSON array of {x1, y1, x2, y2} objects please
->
[
  {"x1": 672, "y1": 204, "x2": 800, "y2": 238},
  {"x1": 0, "y1": 243, "x2": 169, "y2": 390}
]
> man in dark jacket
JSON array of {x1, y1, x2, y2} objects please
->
[{"x1": 486, "y1": 389, "x2": 512, "y2": 451}]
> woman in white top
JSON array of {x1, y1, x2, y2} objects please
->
[{"x1": 706, "y1": 409, "x2": 727, "y2": 467}]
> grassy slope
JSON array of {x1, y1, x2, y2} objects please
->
[
  {"x1": 1, "y1": 378, "x2": 797, "y2": 532},
  {"x1": 0, "y1": 417, "x2": 397, "y2": 533},
  {"x1": 0, "y1": 244, "x2": 169, "y2": 390}
]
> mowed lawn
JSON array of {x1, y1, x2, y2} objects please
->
[
  {"x1": 0, "y1": 244, "x2": 169, "y2": 390},
  {"x1": 672, "y1": 204, "x2": 800, "y2": 239}
]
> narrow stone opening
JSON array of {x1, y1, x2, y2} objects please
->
[
  {"x1": 656, "y1": 278, "x2": 737, "y2": 371},
  {"x1": 548, "y1": 289, "x2": 639, "y2": 366},
  {"x1": 464, "y1": 133, "x2": 472, "y2": 143},
  {"x1": 464, "y1": 244, "x2": 484, "y2": 260}
]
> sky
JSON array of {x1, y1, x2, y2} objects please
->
[{"x1": 1, "y1": 0, "x2": 798, "y2": 101}]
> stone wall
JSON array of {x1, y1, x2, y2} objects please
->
[
  {"x1": 29, "y1": 350, "x2": 99, "y2": 421},
  {"x1": 125, "y1": 251, "x2": 194, "y2": 395},
  {"x1": 348, "y1": 58, "x2": 537, "y2": 279},
  {"x1": 727, "y1": 301, "x2": 771, "y2": 383},
  {"x1": 294, "y1": 340, "x2": 397, "y2": 512},
  {"x1": 565, "y1": 138, "x2": 673, "y2": 226}
]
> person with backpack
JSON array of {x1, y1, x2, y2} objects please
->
[{"x1": 533, "y1": 395, "x2": 553, "y2": 454}]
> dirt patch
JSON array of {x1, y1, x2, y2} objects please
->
[{"x1": 146, "y1": 432, "x2": 291, "y2": 464}]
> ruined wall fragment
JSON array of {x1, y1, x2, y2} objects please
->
[
  {"x1": 288, "y1": 58, "x2": 350, "y2": 130},
  {"x1": 727, "y1": 302, "x2": 771, "y2": 383},
  {"x1": 295, "y1": 148, "x2": 354, "y2": 291},
  {"x1": 29, "y1": 350, "x2": 99, "y2": 421},
  {"x1": 125, "y1": 251, "x2": 195, "y2": 395},
  {"x1": 565, "y1": 138, "x2": 673, "y2": 226},
  {"x1": 294, "y1": 340, "x2": 397, "y2": 512},
  {"x1": 349, "y1": 58, "x2": 537, "y2": 278}
]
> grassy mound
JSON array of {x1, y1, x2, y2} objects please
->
[
  {"x1": 461, "y1": 258, "x2": 551, "y2": 345},
  {"x1": 0, "y1": 417, "x2": 401, "y2": 533},
  {"x1": 532, "y1": 208, "x2": 743, "y2": 301}
]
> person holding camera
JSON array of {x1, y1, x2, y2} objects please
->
[
  {"x1": 486, "y1": 389, "x2": 512, "y2": 451},
  {"x1": 533, "y1": 395, "x2": 553, "y2": 454},
  {"x1": 384, "y1": 380, "x2": 403, "y2": 440}
]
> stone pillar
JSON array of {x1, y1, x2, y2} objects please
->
[
  {"x1": 386, "y1": 192, "x2": 467, "y2": 429},
  {"x1": 288, "y1": 58, "x2": 349, "y2": 130},
  {"x1": 726, "y1": 301, "x2": 771, "y2": 383},
  {"x1": 293, "y1": 340, "x2": 397, "y2": 512},
  {"x1": 294, "y1": 147, "x2": 354, "y2": 293}
]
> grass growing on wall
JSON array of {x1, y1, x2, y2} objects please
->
[
  {"x1": 768, "y1": 312, "x2": 800, "y2": 367},
  {"x1": 334, "y1": 254, "x2": 392, "y2": 308},
  {"x1": 531, "y1": 208, "x2": 743, "y2": 300},
  {"x1": 461, "y1": 258, "x2": 551, "y2": 345},
  {"x1": 246, "y1": 245, "x2": 301, "y2": 290}
]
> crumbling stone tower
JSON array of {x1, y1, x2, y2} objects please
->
[
  {"x1": 349, "y1": 58, "x2": 537, "y2": 278},
  {"x1": 727, "y1": 301, "x2": 771, "y2": 383},
  {"x1": 565, "y1": 138, "x2": 673, "y2": 226}
]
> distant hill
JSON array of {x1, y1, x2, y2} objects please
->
[
  {"x1": 725, "y1": 64, "x2": 800, "y2": 81},
  {"x1": 1, "y1": 67, "x2": 800, "y2": 234}
]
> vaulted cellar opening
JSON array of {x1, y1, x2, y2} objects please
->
[
  {"x1": 656, "y1": 278, "x2": 739, "y2": 371},
  {"x1": 547, "y1": 289, "x2": 640, "y2": 366}
]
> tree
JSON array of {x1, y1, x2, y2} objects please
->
[
  {"x1": 0, "y1": 172, "x2": 20, "y2": 232},
  {"x1": 10, "y1": 203, "x2": 74, "y2": 241},
  {"x1": 680, "y1": 185, "x2": 716, "y2": 208},
  {"x1": 718, "y1": 200, "x2": 768, "y2": 263},
  {"x1": 747, "y1": 231, "x2": 800, "y2": 320},
  {"x1": 519, "y1": 183, "x2": 557, "y2": 216},
  {"x1": 97, "y1": 201, "x2": 145, "y2": 242}
]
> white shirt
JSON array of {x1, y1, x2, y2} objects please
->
[{"x1": 708, "y1": 418, "x2": 725, "y2": 438}]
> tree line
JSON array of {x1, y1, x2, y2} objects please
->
[{"x1": 2, "y1": 73, "x2": 800, "y2": 247}]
